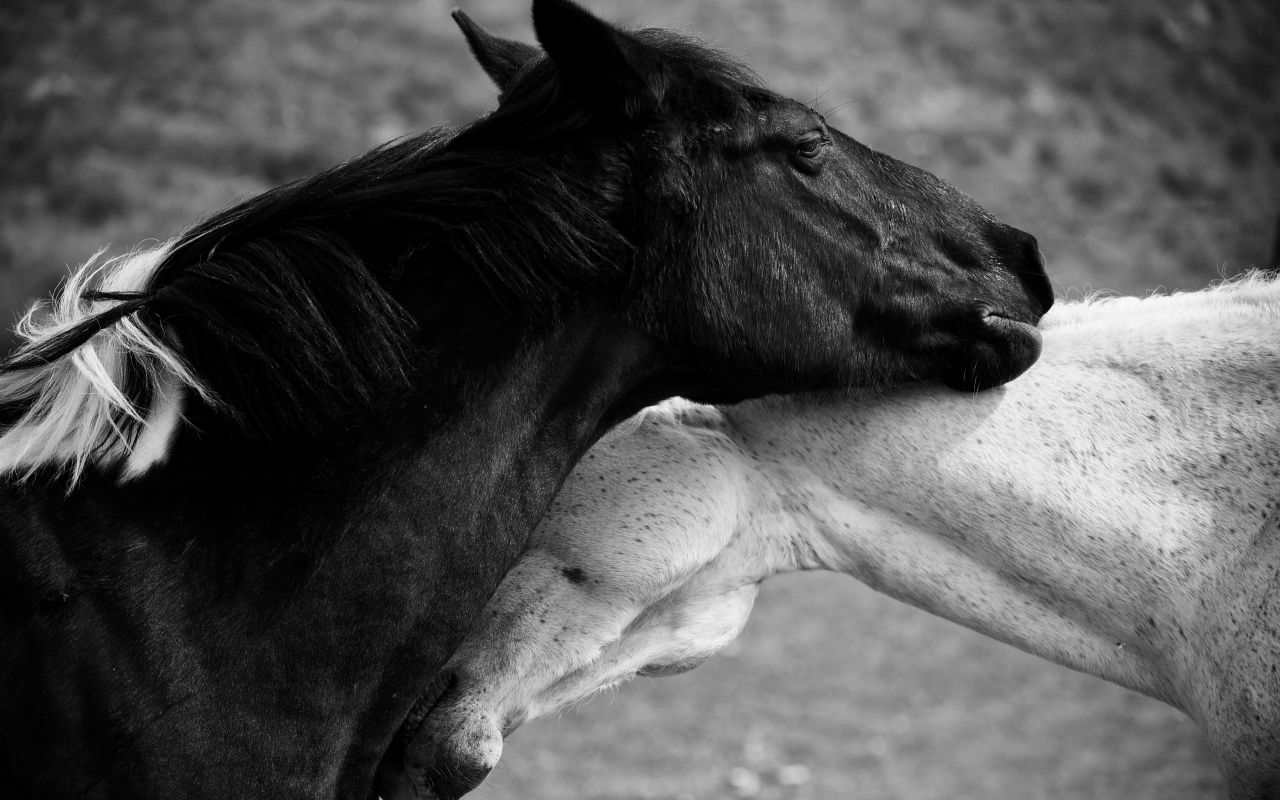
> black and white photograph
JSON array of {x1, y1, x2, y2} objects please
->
[{"x1": 2, "y1": 1, "x2": 1278, "y2": 798}]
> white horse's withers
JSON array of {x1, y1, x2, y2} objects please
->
[{"x1": 401, "y1": 277, "x2": 1280, "y2": 800}]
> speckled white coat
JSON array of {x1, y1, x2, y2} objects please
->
[{"x1": 411, "y1": 278, "x2": 1280, "y2": 800}]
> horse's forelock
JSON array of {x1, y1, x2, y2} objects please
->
[{"x1": 490, "y1": 25, "x2": 764, "y2": 150}]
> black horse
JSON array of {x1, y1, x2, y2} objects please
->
[{"x1": 0, "y1": 1, "x2": 1052, "y2": 798}]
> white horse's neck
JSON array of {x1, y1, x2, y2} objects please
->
[
  {"x1": 400, "y1": 281, "x2": 1280, "y2": 797},
  {"x1": 726, "y1": 281, "x2": 1280, "y2": 713}
]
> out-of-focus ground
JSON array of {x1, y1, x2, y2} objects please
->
[
  {"x1": 472, "y1": 574, "x2": 1226, "y2": 800},
  {"x1": 2, "y1": 0, "x2": 1277, "y2": 797}
]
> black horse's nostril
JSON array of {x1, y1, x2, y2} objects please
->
[
  {"x1": 1002, "y1": 229, "x2": 1054, "y2": 318},
  {"x1": 1019, "y1": 239, "x2": 1054, "y2": 317}
]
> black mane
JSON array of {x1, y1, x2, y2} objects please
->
[{"x1": 0, "y1": 28, "x2": 766, "y2": 447}]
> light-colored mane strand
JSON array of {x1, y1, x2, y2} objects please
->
[{"x1": 0, "y1": 240, "x2": 211, "y2": 484}]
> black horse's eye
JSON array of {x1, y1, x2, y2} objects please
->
[{"x1": 795, "y1": 132, "x2": 828, "y2": 160}]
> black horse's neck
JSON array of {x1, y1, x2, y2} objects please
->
[{"x1": 0, "y1": 300, "x2": 663, "y2": 799}]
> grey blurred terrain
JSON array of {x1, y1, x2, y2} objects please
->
[{"x1": 2, "y1": 0, "x2": 1277, "y2": 797}]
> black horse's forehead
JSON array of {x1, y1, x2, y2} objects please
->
[
  {"x1": 697, "y1": 92, "x2": 823, "y2": 155},
  {"x1": 755, "y1": 96, "x2": 824, "y2": 133},
  {"x1": 720, "y1": 93, "x2": 823, "y2": 145}
]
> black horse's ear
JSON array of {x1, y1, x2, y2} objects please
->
[
  {"x1": 452, "y1": 9, "x2": 542, "y2": 91},
  {"x1": 532, "y1": 0, "x2": 670, "y2": 117}
]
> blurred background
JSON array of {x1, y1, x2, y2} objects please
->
[{"x1": 2, "y1": 0, "x2": 1278, "y2": 797}]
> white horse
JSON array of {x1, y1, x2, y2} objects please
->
[{"x1": 394, "y1": 277, "x2": 1280, "y2": 800}]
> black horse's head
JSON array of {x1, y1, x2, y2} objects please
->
[{"x1": 454, "y1": 0, "x2": 1052, "y2": 400}]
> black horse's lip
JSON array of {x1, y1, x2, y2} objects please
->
[{"x1": 982, "y1": 311, "x2": 1042, "y2": 346}]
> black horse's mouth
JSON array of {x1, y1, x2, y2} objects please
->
[{"x1": 936, "y1": 309, "x2": 1043, "y2": 392}]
